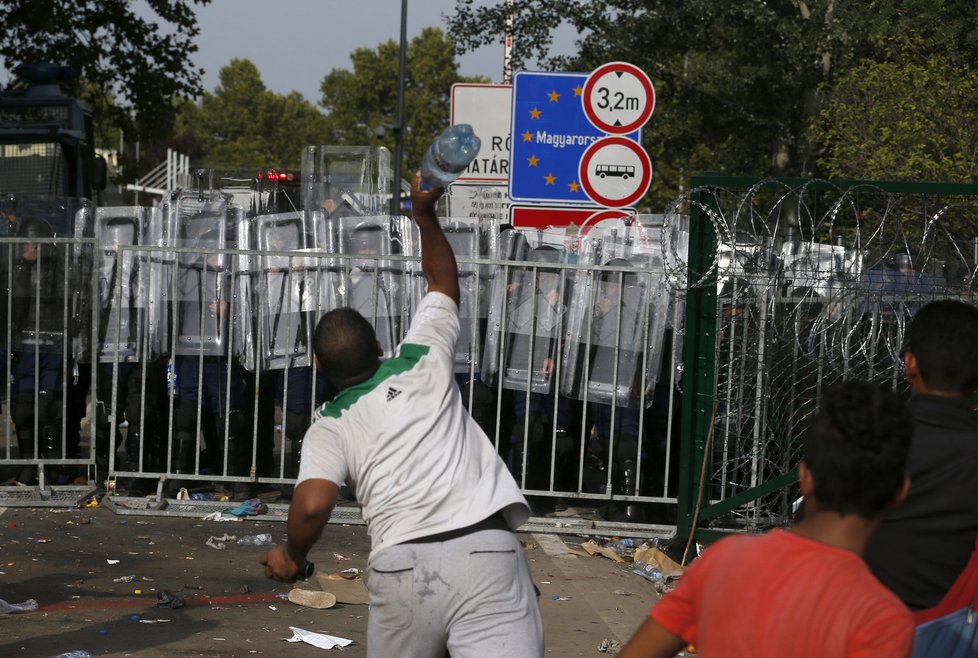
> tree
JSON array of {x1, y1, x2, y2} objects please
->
[
  {"x1": 320, "y1": 27, "x2": 487, "y2": 181},
  {"x1": 176, "y1": 59, "x2": 332, "y2": 170},
  {"x1": 0, "y1": 0, "x2": 211, "y2": 138},
  {"x1": 811, "y1": 55, "x2": 978, "y2": 184},
  {"x1": 446, "y1": 1, "x2": 978, "y2": 209}
]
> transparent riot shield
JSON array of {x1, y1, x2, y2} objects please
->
[
  {"x1": 636, "y1": 214, "x2": 689, "y2": 384},
  {"x1": 91, "y1": 207, "x2": 163, "y2": 363},
  {"x1": 483, "y1": 228, "x2": 571, "y2": 394},
  {"x1": 165, "y1": 190, "x2": 234, "y2": 358},
  {"x1": 256, "y1": 212, "x2": 315, "y2": 370},
  {"x1": 305, "y1": 210, "x2": 343, "y2": 325},
  {"x1": 402, "y1": 215, "x2": 493, "y2": 374},
  {"x1": 230, "y1": 205, "x2": 255, "y2": 370},
  {"x1": 0, "y1": 195, "x2": 91, "y2": 364},
  {"x1": 560, "y1": 224, "x2": 669, "y2": 408},
  {"x1": 9, "y1": 206, "x2": 80, "y2": 356},
  {"x1": 335, "y1": 215, "x2": 402, "y2": 358},
  {"x1": 301, "y1": 146, "x2": 393, "y2": 217}
]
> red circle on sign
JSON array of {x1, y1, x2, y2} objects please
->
[
  {"x1": 580, "y1": 209, "x2": 637, "y2": 235},
  {"x1": 582, "y1": 62, "x2": 655, "y2": 135},
  {"x1": 578, "y1": 136, "x2": 652, "y2": 208}
]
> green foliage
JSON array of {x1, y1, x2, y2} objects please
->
[
  {"x1": 320, "y1": 27, "x2": 487, "y2": 181},
  {"x1": 0, "y1": 0, "x2": 210, "y2": 138},
  {"x1": 447, "y1": 0, "x2": 978, "y2": 210},
  {"x1": 176, "y1": 59, "x2": 331, "y2": 169},
  {"x1": 812, "y1": 55, "x2": 978, "y2": 184}
]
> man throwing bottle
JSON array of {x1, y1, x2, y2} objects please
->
[{"x1": 260, "y1": 172, "x2": 543, "y2": 657}]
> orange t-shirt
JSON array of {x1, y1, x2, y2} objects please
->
[{"x1": 651, "y1": 530, "x2": 914, "y2": 657}]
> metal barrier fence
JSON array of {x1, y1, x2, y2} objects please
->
[
  {"x1": 0, "y1": 205, "x2": 687, "y2": 539},
  {"x1": 675, "y1": 176, "x2": 978, "y2": 541},
  {"x1": 4, "y1": 177, "x2": 974, "y2": 542}
]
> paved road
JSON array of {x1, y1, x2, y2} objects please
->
[{"x1": 0, "y1": 502, "x2": 661, "y2": 657}]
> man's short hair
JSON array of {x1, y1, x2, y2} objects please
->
[
  {"x1": 905, "y1": 300, "x2": 978, "y2": 395},
  {"x1": 314, "y1": 308, "x2": 378, "y2": 388},
  {"x1": 804, "y1": 380, "x2": 912, "y2": 518}
]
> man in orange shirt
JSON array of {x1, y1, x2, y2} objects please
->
[{"x1": 619, "y1": 380, "x2": 915, "y2": 658}]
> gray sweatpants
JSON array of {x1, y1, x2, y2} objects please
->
[{"x1": 366, "y1": 528, "x2": 544, "y2": 657}]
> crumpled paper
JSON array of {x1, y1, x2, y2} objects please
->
[
  {"x1": 206, "y1": 534, "x2": 237, "y2": 550},
  {"x1": 285, "y1": 626, "x2": 353, "y2": 650}
]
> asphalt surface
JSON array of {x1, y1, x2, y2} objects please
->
[{"x1": 0, "y1": 500, "x2": 663, "y2": 657}]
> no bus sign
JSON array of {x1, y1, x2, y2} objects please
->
[
  {"x1": 578, "y1": 135, "x2": 652, "y2": 208},
  {"x1": 581, "y1": 62, "x2": 655, "y2": 134}
]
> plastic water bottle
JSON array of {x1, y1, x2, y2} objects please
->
[
  {"x1": 632, "y1": 561, "x2": 664, "y2": 583},
  {"x1": 56, "y1": 652, "x2": 92, "y2": 658},
  {"x1": 420, "y1": 124, "x2": 481, "y2": 189},
  {"x1": 608, "y1": 538, "x2": 635, "y2": 555},
  {"x1": 236, "y1": 533, "x2": 273, "y2": 546}
]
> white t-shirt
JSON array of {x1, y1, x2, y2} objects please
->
[{"x1": 297, "y1": 291, "x2": 530, "y2": 554}]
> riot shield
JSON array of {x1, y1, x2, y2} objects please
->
[
  {"x1": 336, "y1": 215, "x2": 402, "y2": 358},
  {"x1": 91, "y1": 207, "x2": 163, "y2": 363},
  {"x1": 165, "y1": 190, "x2": 234, "y2": 358},
  {"x1": 483, "y1": 228, "x2": 570, "y2": 394},
  {"x1": 256, "y1": 211, "x2": 315, "y2": 370},
  {"x1": 402, "y1": 215, "x2": 492, "y2": 374},
  {"x1": 301, "y1": 146, "x2": 393, "y2": 217},
  {"x1": 304, "y1": 210, "x2": 343, "y2": 327},
  {"x1": 560, "y1": 224, "x2": 669, "y2": 408},
  {"x1": 10, "y1": 217, "x2": 73, "y2": 355}
]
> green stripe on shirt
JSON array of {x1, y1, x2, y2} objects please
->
[{"x1": 316, "y1": 343, "x2": 431, "y2": 419}]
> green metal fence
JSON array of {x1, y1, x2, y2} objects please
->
[{"x1": 676, "y1": 175, "x2": 978, "y2": 542}]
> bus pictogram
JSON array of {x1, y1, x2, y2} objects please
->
[{"x1": 595, "y1": 164, "x2": 635, "y2": 179}]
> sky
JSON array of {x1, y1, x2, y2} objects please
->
[
  {"x1": 193, "y1": 0, "x2": 518, "y2": 103},
  {"x1": 0, "y1": 1, "x2": 580, "y2": 103}
]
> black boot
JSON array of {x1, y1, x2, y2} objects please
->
[
  {"x1": 15, "y1": 429, "x2": 37, "y2": 485},
  {"x1": 121, "y1": 430, "x2": 152, "y2": 497},
  {"x1": 166, "y1": 432, "x2": 197, "y2": 497},
  {"x1": 222, "y1": 411, "x2": 253, "y2": 499},
  {"x1": 606, "y1": 458, "x2": 645, "y2": 522}
]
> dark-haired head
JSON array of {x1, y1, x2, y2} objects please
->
[
  {"x1": 803, "y1": 380, "x2": 911, "y2": 518},
  {"x1": 904, "y1": 300, "x2": 978, "y2": 396},
  {"x1": 313, "y1": 308, "x2": 380, "y2": 390}
]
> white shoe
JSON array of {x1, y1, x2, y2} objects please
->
[{"x1": 288, "y1": 588, "x2": 337, "y2": 609}]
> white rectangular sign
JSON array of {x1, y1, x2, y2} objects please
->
[
  {"x1": 447, "y1": 182, "x2": 510, "y2": 226},
  {"x1": 451, "y1": 84, "x2": 512, "y2": 183}
]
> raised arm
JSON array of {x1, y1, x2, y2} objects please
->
[{"x1": 410, "y1": 171, "x2": 460, "y2": 307}]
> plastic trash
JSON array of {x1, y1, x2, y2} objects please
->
[
  {"x1": 223, "y1": 498, "x2": 268, "y2": 517},
  {"x1": 0, "y1": 598, "x2": 39, "y2": 614},
  {"x1": 236, "y1": 533, "x2": 273, "y2": 546},
  {"x1": 207, "y1": 534, "x2": 236, "y2": 550},
  {"x1": 607, "y1": 538, "x2": 635, "y2": 555},
  {"x1": 55, "y1": 652, "x2": 91, "y2": 658},
  {"x1": 420, "y1": 124, "x2": 481, "y2": 189},
  {"x1": 155, "y1": 591, "x2": 185, "y2": 609},
  {"x1": 632, "y1": 561, "x2": 664, "y2": 583}
]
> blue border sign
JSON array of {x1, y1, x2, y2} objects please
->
[{"x1": 509, "y1": 71, "x2": 641, "y2": 205}]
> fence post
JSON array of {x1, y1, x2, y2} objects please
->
[{"x1": 676, "y1": 178, "x2": 720, "y2": 543}]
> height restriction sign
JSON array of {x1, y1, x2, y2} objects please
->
[{"x1": 581, "y1": 61, "x2": 655, "y2": 134}]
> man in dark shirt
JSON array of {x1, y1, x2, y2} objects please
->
[{"x1": 864, "y1": 299, "x2": 978, "y2": 610}]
